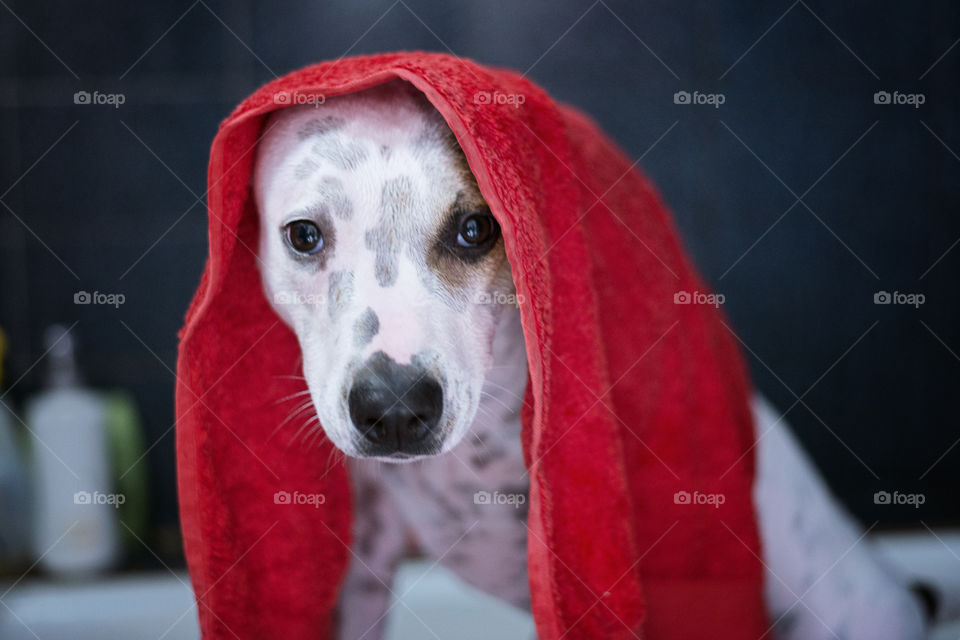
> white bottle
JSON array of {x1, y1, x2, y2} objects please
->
[{"x1": 26, "y1": 325, "x2": 119, "y2": 575}]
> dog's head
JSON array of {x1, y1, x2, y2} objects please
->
[{"x1": 254, "y1": 81, "x2": 518, "y2": 462}]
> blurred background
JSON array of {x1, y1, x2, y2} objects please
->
[{"x1": 0, "y1": 1, "x2": 957, "y2": 638}]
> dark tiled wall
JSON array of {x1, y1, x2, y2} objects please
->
[{"x1": 1, "y1": 1, "x2": 957, "y2": 557}]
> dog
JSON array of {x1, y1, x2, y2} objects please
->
[{"x1": 254, "y1": 80, "x2": 933, "y2": 640}]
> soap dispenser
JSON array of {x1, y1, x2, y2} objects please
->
[{"x1": 26, "y1": 325, "x2": 119, "y2": 575}]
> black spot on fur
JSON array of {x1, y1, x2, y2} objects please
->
[
  {"x1": 328, "y1": 270, "x2": 354, "y2": 321},
  {"x1": 312, "y1": 137, "x2": 368, "y2": 171},
  {"x1": 353, "y1": 307, "x2": 380, "y2": 348},
  {"x1": 469, "y1": 446, "x2": 503, "y2": 470},
  {"x1": 365, "y1": 176, "x2": 416, "y2": 287},
  {"x1": 293, "y1": 157, "x2": 319, "y2": 181},
  {"x1": 357, "y1": 576, "x2": 385, "y2": 594},
  {"x1": 297, "y1": 116, "x2": 344, "y2": 140},
  {"x1": 317, "y1": 176, "x2": 353, "y2": 220}
]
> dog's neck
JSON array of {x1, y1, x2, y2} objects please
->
[{"x1": 467, "y1": 303, "x2": 527, "y2": 450}]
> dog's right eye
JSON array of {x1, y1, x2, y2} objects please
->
[{"x1": 284, "y1": 220, "x2": 324, "y2": 255}]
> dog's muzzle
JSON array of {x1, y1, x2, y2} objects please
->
[{"x1": 348, "y1": 351, "x2": 443, "y2": 457}]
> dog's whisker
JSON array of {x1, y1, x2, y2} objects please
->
[
  {"x1": 269, "y1": 399, "x2": 317, "y2": 438},
  {"x1": 292, "y1": 415, "x2": 321, "y2": 444},
  {"x1": 272, "y1": 388, "x2": 314, "y2": 405},
  {"x1": 293, "y1": 420, "x2": 327, "y2": 454},
  {"x1": 474, "y1": 403, "x2": 494, "y2": 418},
  {"x1": 472, "y1": 405, "x2": 498, "y2": 429},
  {"x1": 479, "y1": 390, "x2": 515, "y2": 413},
  {"x1": 307, "y1": 422, "x2": 328, "y2": 448},
  {"x1": 480, "y1": 380, "x2": 531, "y2": 406},
  {"x1": 293, "y1": 424, "x2": 313, "y2": 447},
  {"x1": 273, "y1": 406, "x2": 318, "y2": 445},
  {"x1": 324, "y1": 443, "x2": 346, "y2": 474},
  {"x1": 286, "y1": 398, "x2": 316, "y2": 416},
  {"x1": 271, "y1": 400, "x2": 313, "y2": 435},
  {"x1": 325, "y1": 447, "x2": 336, "y2": 474},
  {"x1": 307, "y1": 423, "x2": 329, "y2": 450}
]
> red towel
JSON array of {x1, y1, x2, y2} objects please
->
[{"x1": 176, "y1": 52, "x2": 767, "y2": 639}]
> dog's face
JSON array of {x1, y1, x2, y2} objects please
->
[{"x1": 255, "y1": 81, "x2": 517, "y2": 462}]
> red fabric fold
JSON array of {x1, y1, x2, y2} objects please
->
[{"x1": 176, "y1": 51, "x2": 766, "y2": 639}]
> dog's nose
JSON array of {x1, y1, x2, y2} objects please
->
[{"x1": 348, "y1": 352, "x2": 443, "y2": 451}]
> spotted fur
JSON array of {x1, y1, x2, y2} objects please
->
[
  {"x1": 317, "y1": 176, "x2": 353, "y2": 220},
  {"x1": 353, "y1": 307, "x2": 379, "y2": 348},
  {"x1": 365, "y1": 176, "x2": 418, "y2": 287},
  {"x1": 255, "y1": 80, "x2": 517, "y2": 461},
  {"x1": 327, "y1": 270, "x2": 353, "y2": 322}
]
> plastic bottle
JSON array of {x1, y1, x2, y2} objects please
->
[{"x1": 26, "y1": 325, "x2": 119, "y2": 575}]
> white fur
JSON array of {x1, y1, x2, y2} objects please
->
[{"x1": 752, "y1": 395, "x2": 926, "y2": 639}]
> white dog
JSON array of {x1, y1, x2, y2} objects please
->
[{"x1": 254, "y1": 80, "x2": 936, "y2": 640}]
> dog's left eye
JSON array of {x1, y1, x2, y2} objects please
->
[
  {"x1": 456, "y1": 212, "x2": 499, "y2": 248},
  {"x1": 435, "y1": 208, "x2": 501, "y2": 263},
  {"x1": 285, "y1": 220, "x2": 323, "y2": 254}
]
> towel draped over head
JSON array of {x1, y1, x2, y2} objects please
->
[{"x1": 176, "y1": 51, "x2": 767, "y2": 639}]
